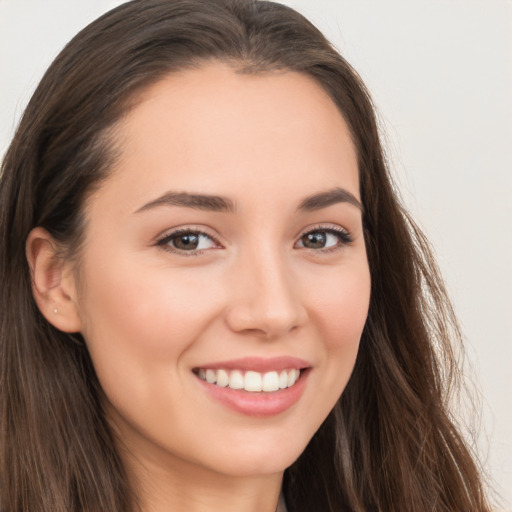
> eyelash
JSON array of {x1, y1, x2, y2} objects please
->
[
  {"x1": 155, "y1": 225, "x2": 353, "y2": 256},
  {"x1": 156, "y1": 227, "x2": 221, "y2": 256},
  {"x1": 297, "y1": 225, "x2": 354, "y2": 253}
]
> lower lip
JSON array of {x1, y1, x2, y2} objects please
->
[{"x1": 195, "y1": 369, "x2": 309, "y2": 417}]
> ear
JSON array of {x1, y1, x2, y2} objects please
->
[{"x1": 26, "y1": 227, "x2": 82, "y2": 333}]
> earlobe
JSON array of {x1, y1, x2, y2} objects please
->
[{"x1": 25, "y1": 227, "x2": 82, "y2": 333}]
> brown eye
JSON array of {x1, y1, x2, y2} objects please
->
[
  {"x1": 296, "y1": 228, "x2": 353, "y2": 251},
  {"x1": 172, "y1": 233, "x2": 200, "y2": 250},
  {"x1": 157, "y1": 230, "x2": 217, "y2": 253},
  {"x1": 301, "y1": 231, "x2": 327, "y2": 249}
]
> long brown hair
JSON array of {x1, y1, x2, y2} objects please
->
[{"x1": 0, "y1": 1, "x2": 490, "y2": 510}]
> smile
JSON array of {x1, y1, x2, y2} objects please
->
[
  {"x1": 197, "y1": 368, "x2": 301, "y2": 392},
  {"x1": 193, "y1": 357, "x2": 310, "y2": 416}
]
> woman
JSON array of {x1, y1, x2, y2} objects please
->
[{"x1": 0, "y1": 0, "x2": 491, "y2": 511}]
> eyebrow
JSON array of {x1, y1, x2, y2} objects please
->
[
  {"x1": 297, "y1": 187, "x2": 363, "y2": 212},
  {"x1": 136, "y1": 191, "x2": 236, "y2": 213},
  {"x1": 135, "y1": 186, "x2": 362, "y2": 215}
]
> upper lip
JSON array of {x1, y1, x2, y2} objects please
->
[{"x1": 194, "y1": 356, "x2": 311, "y2": 373}]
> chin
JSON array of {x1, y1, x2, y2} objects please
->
[{"x1": 202, "y1": 436, "x2": 310, "y2": 477}]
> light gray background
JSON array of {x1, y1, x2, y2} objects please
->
[{"x1": 1, "y1": 0, "x2": 510, "y2": 509}]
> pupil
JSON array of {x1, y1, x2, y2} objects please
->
[
  {"x1": 303, "y1": 232, "x2": 326, "y2": 249},
  {"x1": 174, "y1": 234, "x2": 199, "y2": 250}
]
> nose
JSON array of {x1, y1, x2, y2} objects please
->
[{"x1": 225, "y1": 248, "x2": 308, "y2": 339}]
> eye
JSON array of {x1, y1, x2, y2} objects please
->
[
  {"x1": 156, "y1": 229, "x2": 219, "y2": 254},
  {"x1": 295, "y1": 227, "x2": 352, "y2": 251}
]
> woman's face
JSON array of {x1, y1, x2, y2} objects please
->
[{"x1": 72, "y1": 63, "x2": 370, "y2": 478}]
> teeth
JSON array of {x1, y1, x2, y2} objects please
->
[
  {"x1": 197, "y1": 368, "x2": 302, "y2": 392},
  {"x1": 287, "y1": 369, "x2": 299, "y2": 387},
  {"x1": 216, "y1": 369, "x2": 229, "y2": 387},
  {"x1": 205, "y1": 369, "x2": 216, "y2": 384},
  {"x1": 278, "y1": 370, "x2": 288, "y2": 389},
  {"x1": 244, "y1": 371, "x2": 262, "y2": 392},
  {"x1": 262, "y1": 371, "x2": 279, "y2": 392},
  {"x1": 229, "y1": 370, "x2": 244, "y2": 390}
]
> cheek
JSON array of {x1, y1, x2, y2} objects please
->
[
  {"x1": 77, "y1": 256, "x2": 223, "y2": 384},
  {"x1": 306, "y1": 258, "x2": 371, "y2": 388},
  {"x1": 310, "y1": 260, "x2": 370, "y2": 341}
]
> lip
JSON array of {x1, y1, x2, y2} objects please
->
[
  {"x1": 194, "y1": 356, "x2": 311, "y2": 373},
  {"x1": 194, "y1": 361, "x2": 311, "y2": 417}
]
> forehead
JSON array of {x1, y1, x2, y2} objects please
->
[{"x1": 98, "y1": 62, "x2": 359, "y2": 212}]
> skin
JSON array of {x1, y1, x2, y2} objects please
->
[{"x1": 28, "y1": 63, "x2": 371, "y2": 512}]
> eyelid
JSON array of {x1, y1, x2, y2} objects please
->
[
  {"x1": 155, "y1": 225, "x2": 223, "y2": 255},
  {"x1": 296, "y1": 223, "x2": 352, "y2": 238},
  {"x1": 154, "y1": 223, "x2": 353, "y2": 256},
  {"x1": 294, "y1": 223, "x2": 354, "y2": 250}
]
